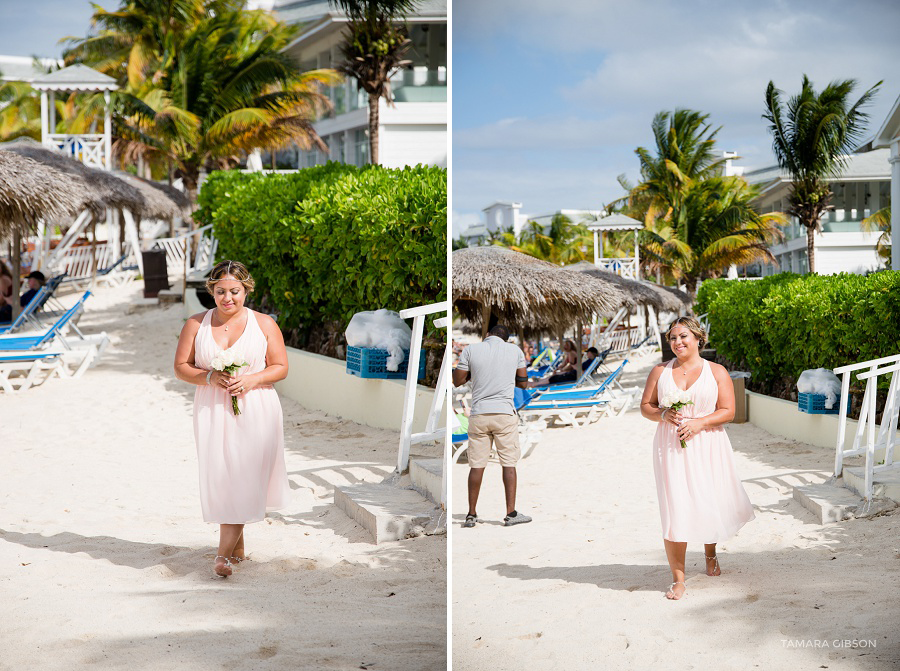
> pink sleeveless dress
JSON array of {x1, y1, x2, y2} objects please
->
[
  {"x1": 192, "y1": 309, "x2": 290, "y2": 524},
  {"x1": 653, "y1": 359, "x2": 755, "y2": 543}
]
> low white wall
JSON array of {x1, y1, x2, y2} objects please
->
[
  {"x1": 184, "y1": 289, "x2": 443, "y2": 432},
  {"x1": 747, "y1": 390, "x2": 859, "y2": 451}
]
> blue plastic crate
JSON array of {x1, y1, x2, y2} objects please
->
[
  {"x1": 798, "y1": 392, "x2": 850, "y2": 415},
  {"x1": 346, "y1": 346, "x2": 427, "y2": 380}
]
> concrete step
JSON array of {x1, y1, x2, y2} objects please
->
[
  {"x1": 410, "y1": 458, "x2": 443, "y2": 504},
  {"x1": 793, "y1": 482, "x2": 863, "y2": 524},
  {"x1": 842, "y1": 466, "x2": 900, "y2": 503},
  {"x1": 334, "y1": 482, "x2": 436, "y2": 544}
]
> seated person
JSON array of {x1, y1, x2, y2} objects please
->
[
  {"x1": 582, "y1": 346, "x2": 600, "y2": 371},
  {"x1": 0, "y1": 270, "x2": 45, "y2": 323},
  {"x1": 529, "y1": 339, "x2": 578, "y2": 387}
]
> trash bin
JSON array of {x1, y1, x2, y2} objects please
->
[
  {"x1": 729, "y1": 372, "x2": 750, "y2": 423},
  {"x1": 142, "y1": 249, "x2": 170, "y2": 298}
]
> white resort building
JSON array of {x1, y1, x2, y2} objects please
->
[
  {"x1": 272, "y1": 0, "x2": 447, "y2": 169},
  {"x1": 737, "y1": 148, "x2": 891, "y2": 276}
]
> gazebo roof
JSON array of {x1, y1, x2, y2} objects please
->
[
  {"x1": 584, "y1": 212, "x2": 643, "y2": 232},
  {"x1": 32, "y1": 64, "x2": 119, "y2": 92}
]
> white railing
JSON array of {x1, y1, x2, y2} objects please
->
[
  {"x1": 397, "y1": 301, "x2": 450, "y2": 507},
  {"x1": 59, "y1": 244, "x2": 115, "y2": 281},
  {"x1": 596, "y1": 257, "x2": 638, "y2": 279},
  {"x1": 152, "y1": 225, "x2": 218, "y2": 276},
  {"x1": 46, "y1": 134, "x2": 106, "y2": 169},
  {"x1": 833, "y1": 353, "x2": 900, "y2": 501}
]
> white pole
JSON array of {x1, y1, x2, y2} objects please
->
[
  {"x1": 397, "y1": 314, "x2": 425, "y2": 473},
  {"x1": 890, "y1": 141, "x2": 900, "y2": 271},
  {"x1": 634, "y1": 229, "x2": 641, "y2": 280},
  {"x1": 48, "y1": 92, "x2": 56, "y2": 134},
  {"x1": 593, "y1": 230, "x2": 599, "y2": 266},
  {"x1": 40, "y1": 91, "x2": 49, "y2": 145},
  {"x1": 104, "y1": 91, "x2": 112, "y2": 172},
  {"x1": 833, "y1": 371, "x2": 851, "y2": 478}
]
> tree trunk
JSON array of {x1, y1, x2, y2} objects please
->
[
  {"x1": 368, "y1": 92, "x2": 380, "y2": 165},
  {"x1": 480, "y1": 302, "x2": 491, "y2": 340},
  {"x1": 806, "y1": 223, "x2": 816, "y2": 274}
]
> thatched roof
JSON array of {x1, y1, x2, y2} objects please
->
[
  {"x1": 113, "y1": 172, "x2": 188, "y2": 220},
  {"x1": 641, "y1": 281, "x2": 692, "y2": 313},
  {"x1": 565, "y1": 261, "x2": 691, "y2": 313},
  {"x1": 452, "y1": 246, "x2": 628, "y2": 334},
  {"x1": 0, "y1": 138, "x2": 178, "y2": 219},
  {"x1": 0, "y1": 151, "x2": 91, "y2": 237}
]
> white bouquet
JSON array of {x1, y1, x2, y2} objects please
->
[
  {"x1": 210, "y1": 349, "x2": 249, "y2": 416},
  {"x1": 660, "y1": 389, "x2": 694, "y2": 448}
]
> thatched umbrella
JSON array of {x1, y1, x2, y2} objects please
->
[
  {"x1": 0, "y1": 151, "x2": 91, "y2": 319},
  {"x1": 565, "y1": 261, "x2": 691, "y2": 313},
  {"x1": 113, "y1": 172, "x2": 185, "y2": 221},
  {"x1": 452, "y1": 246, "x2": 628, "y2": 346},
  {"x1": 1, "y1": 139, "x2": 146, "y2": 214}
]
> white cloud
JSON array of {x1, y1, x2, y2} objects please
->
[{"x1": 453, "y1": 0, "x2": 900, "y2": 216}]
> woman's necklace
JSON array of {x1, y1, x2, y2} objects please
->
[
  {"x1": 678, "y1": 361, "x2": 703, "y2": 376},
  {"x1": 215, "y1": 309, "x2": 242, "y2": 331}
]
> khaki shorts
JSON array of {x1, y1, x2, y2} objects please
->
[{"x1": 467, "y1": 413, "x2": 520, "y2": 468}]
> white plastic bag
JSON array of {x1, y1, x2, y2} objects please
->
[
  {"x1": 345, "y1": 309, "x2": 412, "y2": 371},
  {"x1": 797, "y1": 368, "x2": 842, "y2": 409}
]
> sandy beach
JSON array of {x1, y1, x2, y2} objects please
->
[
  {"x1": 452, "y1": 358, "x2": 900, "y2": 671},
  {"x1": 0, "y1": 283, "x2": 445, "y2": 671}
]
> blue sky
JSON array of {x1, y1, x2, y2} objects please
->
[
  {"x1": 452, "y1": 0, "x2": 900, "y2": 236},
  {"x1": 0, "y1": 0, "x2": 97, "y2": 59}
]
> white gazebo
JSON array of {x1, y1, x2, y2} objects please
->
[
  {"x1": 872, "y1": 93, "x2": 900, "y2": 270},
  {"x1": 31, "y1": 64, "x2": 119, "y2": 171},
  {"x1": 586, "y1": 212, "x2": 644, "y2": 279}
]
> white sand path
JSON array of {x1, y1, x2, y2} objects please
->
[
  {"x1": 0, "y1": 283, "x2": 445, "y2": 671},
  {"x1": 452, "y1": 358, "x2": 900, "y2": 671}
]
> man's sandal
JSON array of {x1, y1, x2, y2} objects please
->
[{"x1": 463, "y1": 514, "x2": 478, "y2": 528}]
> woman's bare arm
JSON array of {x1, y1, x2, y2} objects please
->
[{"x1": 174, "y1": 313, "x2": 210, "y2": 385}]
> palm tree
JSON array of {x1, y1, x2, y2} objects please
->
[
  {"x1": 491, "y1": 214, "x2": 592, "y2": 265},
  {"x1": 633, "y1": 109, "x2": 729, "y2": 212},
  {"x1": 330, "y1": 0, "x2": 418, "y2": 164},
  {"x1": 62, "y1": 0, "x2": 210, "y2": 88},
  {"x1": 0, "y1": 79, "x2": 42, "y2": 141},
  {"x1": 862, "y1": 206, "x2": 891, "y2": 266},
  {"x1": 112, "y1": 6, "x2": 337, "y2": 200},
  {"x1": 763, "y1": 75, "x2": 881, "y2": 273},
  {"x1": 642, "y1": 176, "x2": 786, "y2": 296}
]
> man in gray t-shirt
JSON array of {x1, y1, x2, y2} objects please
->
[{"x1": 453, "y1": 325, "x2": 532, "y2": 528}]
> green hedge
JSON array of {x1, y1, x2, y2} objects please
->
[
  {"x1": 195, "y1": 163, "x2": 447, "y2": 331},
  {"x1": 696, "y1": 272, "x2": 900, "y2": 383}
]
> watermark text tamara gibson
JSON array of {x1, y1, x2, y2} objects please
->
[{"x1": 781, "y1": 640, "x2": 876, "y2": 649}]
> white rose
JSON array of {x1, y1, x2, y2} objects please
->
[
  {"x1": 221, "y1": 350, "x2": 236, "y2": 367},
  {"x1": 210, "y1": 355, "x2": 225, "y2": 371}
]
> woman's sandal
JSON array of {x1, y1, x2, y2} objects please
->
[
  {"x1": 666, "y1": 581, "x2": 686, "y2": 599},
  {"x1": 705, "y1": 553, "x2": 721, "y2": 576},
  {"x1": 214, "y1": 555, "x2": 233, "y2": 577}
]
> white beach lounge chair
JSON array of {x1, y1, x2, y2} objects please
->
[{"x1": 0, "y1": 351, "x2": 64, "y2": 392}]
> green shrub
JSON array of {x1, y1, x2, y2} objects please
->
[
  {"x1": 195, "y1": 162, "x2": 447, "y2": 339},
  {"x1": 696, "y1": 272, "x2": 900, "y2": 385}
]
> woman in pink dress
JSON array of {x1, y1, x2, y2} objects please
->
[
  {"x1": 174, "y1": 260, "x2": 291, "y2": 577},
  {"x1": 640, "y1": 316, "x2": 755, "y2": 600}
]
